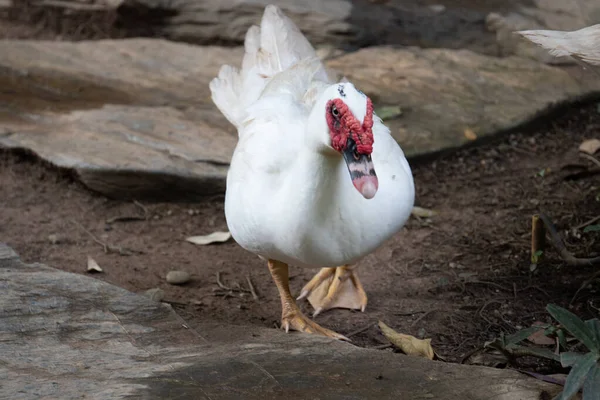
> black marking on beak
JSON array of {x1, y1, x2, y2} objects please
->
[{"x1": 342, "y1": 137, "x2": 376, "y2": 179}]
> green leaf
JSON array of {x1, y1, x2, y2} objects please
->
[
  {"x1": 562, "y1": 352, "x2": 585, "y2": 367},
  {"x1": 506, "y1": 326, "x2": 544, "y2": 346},
  {"x1": 583, "y1": 225, "x2": 600, "y2": 233},
  {"x1": 583, "y1": 363, "x2": 600, "y2": 400},
  {"x1": 374, "y1": 105, "x2": 402, "y2": 121},
  {"x1": 532, "y1": 250, "x2": 544, "y2": 264},
  {"x1": 547, "y1": 304, "x2": 599, "y2": 352},
  {"x1": 586, "y1": 319, "x2": 600, "y2": 348},
  {"x1": 515, "y1": 345, "x2": 560, "y2": 362},
  {"x1": 559, "y1": 353, "x2": 599, "y2": 400},
  {"x1": 558, "y1": 329, "x2": 569, "y2": 349}
]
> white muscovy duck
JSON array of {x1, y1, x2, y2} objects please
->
[{"x1": 210, "y1": 5, "x2": 414, "y2": 340}]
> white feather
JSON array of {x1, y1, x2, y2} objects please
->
[
  {"x1": 517, "y1": 24, "x2": 600, "y2": 66},
  {"x1": 210, "y1": 5, "x2": 329, "y2": 131}
]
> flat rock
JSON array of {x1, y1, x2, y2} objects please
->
[
  {"x1": 329, "y1": 46, "x2": 600, "y2": 157},
  {"x1": 0, "y1": 39, "x2": 240, "y2": 200},
  {"x1": 0, "y1": 243, "x2": 563, "y2": 399},
  {"x1": 1, "y1": 39, "x2": 600, "y2": 200},
  {"x1": 119, "y1": 0, "x2": 354, "y2": 47}
]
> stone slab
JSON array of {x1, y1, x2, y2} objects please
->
[
  {"x1": 1, "y1": 39, "x2": 599, "y2": 200},
  {"x1": 0, "y1": 243, "x2": 562, "y2": 399}
]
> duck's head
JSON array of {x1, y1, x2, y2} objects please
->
[{"x1": 309, "y1": 82, "x2": 378, "y2": 199}]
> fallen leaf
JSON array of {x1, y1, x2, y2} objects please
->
[
  {"x1": 86, "y1": 256, "x2": 103, "y2": 273},
  {"x1": 374, "y1": 105, "x2": 402, "y2": 121},
  {"x1": 527, "y1": 322, "x2": 555, "y2": 345},
  {"x1": 579, "y1": 139, "x2": 600, "y2": 155},
  {"x1": 411, "y1": 206, "x2": 438, "y2": 218},
  {"x1": 186, "y1": 231, "x2": 231, "y2": 245},
  {"x1": 464, "y1": 128, "x2": 477, "y2": 141},
  {"x1": 378, "y1": 321, "x2": 435, "y2": 359}
]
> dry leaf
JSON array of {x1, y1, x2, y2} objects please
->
[
  {"x1": 579, "y1": 139, "x2": 600, "y2": 155},
  {"x1": 86, "y1": 256, "x2": 103, "y2": 273},
  {"x1": 527, "y1": 322, "x2": 555, "y2": 345},
  {"x1": 411, "y1": 206, "x2": 438, "y2": 218},
  {"x1": 186, "y1": 231, "x2": 231, "y2": 245},
  {"x1": 378, "y1": 321, "x2": 435, "y2": 359},
  {"x1": 464, "y1": 128, "x2": 477, "y2": 141}
]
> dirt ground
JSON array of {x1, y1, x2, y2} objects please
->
[{"x1": 2, "y1": 103, "x2": 599, "y2": 367}]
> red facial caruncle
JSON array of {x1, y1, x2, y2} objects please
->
[
  {"x1": 325, "y1": 95, "x2": 378, "y2": 200},
  {"x1": 326, "y1": 98, "x2": 374, "y2": 155}
]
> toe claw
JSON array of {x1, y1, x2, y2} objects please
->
[
  {"x1": 313, "y1": 307, "x2": 323, "y2": 317},
  {"x1": 296, "y1": 290, "x2": 308, "y2": 301}
]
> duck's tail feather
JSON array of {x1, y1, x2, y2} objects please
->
[{"x1": 209, "y1": 5, "x2": 330, "y2": 131}]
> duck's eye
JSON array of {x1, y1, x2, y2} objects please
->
[{"x1": 331, "y1": 105, "x2": 340, "y2": 118}]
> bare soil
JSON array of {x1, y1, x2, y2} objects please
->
[{"x1": 2, "y1": 103, "x2": 599, "y2": 367}]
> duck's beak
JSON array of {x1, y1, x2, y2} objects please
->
[{"x1": 342, "y1": 139, "x2": 379, "y2": 199}]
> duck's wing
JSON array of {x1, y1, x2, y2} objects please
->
[
  {"x1": 210, "y1": 5, "x2": 333, "y2": 132},
  {"x1": 517, "y1": 24, "x2": 600, "y2": 67}
]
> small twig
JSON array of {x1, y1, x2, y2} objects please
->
[
  {"x1": 478, "y1": 300, "x2": 504, "y2": 321},
  {"x1": 133, "y1": 200, "x2": 149, "y2": 217},
  {"x1": 346, "y1": 323, "x2": 376, "y2": 338},
  {"x1": 581, "y1": 153, "x2": 600, "y2": 169},
  {"x1": 106, "y1": 200, "x2": 149, "y2": 224},
  {"x1": 394, "y1": 311, "x2": 426, "y2": 317},
  {"x1": 571, "y1": 269, "x2": 600, "y2": 305},
  {"x1": 575, "y1": 215, "x2": 600, "y2": 231},
  {"x1": 70, "y1": 220, "x2": 142, "y2": 255},
  {"x1": 246, "y1": 275, "x2": 260, "y2": 301},
  {"x1": 411, "y1": 309, "x2": 437, "y2": 327},
  {"x1": 106, "y1": 215, "x2": 146, "y2": 224},
  {"x1": 372, "y1": 344, "x2": 393, "y2": 350},
  {"x1": 216, "y1": 271, "x2": 231, "y2": 290},
  {"x1": 464, "y1": 280, "x2": 512, "y2": 292},
  {"x1": 538, "y1": 213, "x2": 600, "y2": 267}
]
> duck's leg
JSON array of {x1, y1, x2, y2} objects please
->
[
  {"x1": 268, "y1": 259, "x2": 349, "y2": 341},
  {"x1": 298, "y1": 265, "x2": 367, "y2": 316}
]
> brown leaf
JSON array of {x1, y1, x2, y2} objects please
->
[
  {"x1": 464, "y1": 128, "x2": 477, "y2": 141},
  {"x1": 527, "y1": 322, "x2": 555, "y2": 345},
  {"x1": 186, "y1": 231, "x2": 231, "y2": 245},
  {"x1": 411, "y1": 206, "x2": 438, "y2": 218},
  {"x1": 579, "y1": 139, "x2": 600, "y2": 155},
  {"x1": 86, "y1": 256, "x2": 103, "y2": 273},
  {"x1": 378, "y1": 321, "x2": 435, "y2": 359}
]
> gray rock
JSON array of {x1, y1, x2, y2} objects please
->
[
  {"x1": 166, "y1": 270, "x2": 191, "y2": 285},
  {"x1": 1, "y1": 39, "x2": 599, "y2": 201},
  {"x1": 120, "y1": 0, "x2": 354, "y2": 47},
  {"x1": 329, "y1": 46, "x2": 600, "y2": 157},
  {"x1": 0, "y1": 242, "x2": 563, "y2": 399}
]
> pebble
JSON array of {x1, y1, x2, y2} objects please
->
[
  {"x1": 144, "y1": 288, "x2": 165, "y2": 302},
  {"x1": 166, "y1": 270, "x2": 191, "y2": 285},
  {"x1": 48, "y1": 234, "x2": 60, "y2": 244}
]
